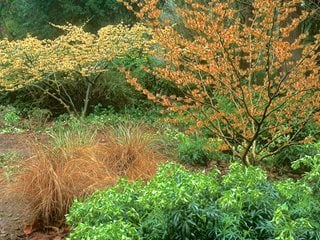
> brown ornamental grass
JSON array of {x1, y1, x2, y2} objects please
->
[{"x1": 2, "y1": 123, "x2": 166, "y2": 227}]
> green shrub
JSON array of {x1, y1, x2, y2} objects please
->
[
  {"x1": 292, "y1": 153, "x2": 320, "y2": 193},
  {"x1": 0, "y1": 105, "x2": 20, "y2": 126},
  {"x1": 177, "y1": 135, "x2": 224, "y2": 166},
  {"x1": 0, "y1": 105, "x2": 23, "y2": 133},
  {"x1": 24, "y1": 107, "x2": 52, "y2": 130},
  {"x1": 274, "y1": 144, "x2": 314, "y2": 164},
  {"x1": 273, "y1": 179, "x2": 320, "y2": 239},
  {"x1": 0, "y1": 105, "x2": 52, "y2": 132},
  {"x1": 267, "y1": 141, "x2": 320, "y2": 167},
  {"x1": 67, "y1": 162, "x2": 320, "y2": 239}
]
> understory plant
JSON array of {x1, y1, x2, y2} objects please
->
[
  {"x1": 0, "y1": 105, "x2": 22, "y2": 133},
  {"x1": 67, "y1": 162, "x2": 320, "y2": 239},
  {"x1": 177, "y1": 134, "x2": 225, "y2": 166},
  {"x1": 3, "y1": 123, "x2": 165, "y2": 227},
  {"x1": 123, "y1": 0, "x2": 320, "y2": 165}
]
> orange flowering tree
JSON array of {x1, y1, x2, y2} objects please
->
[
  {"x1": 0, "y1": 23, "x2": 153, "y2": 116},
  {"x1": 123, "y1": 0, "x2": 320, "y2": 164}
]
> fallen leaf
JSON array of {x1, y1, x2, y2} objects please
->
[
  {"x1": 45, "y1": 226, "x2": 60, "y2": 235},
  {"x1": 61, "y1": 225, "x2": 71, "y2": 234},
  {"x1": 23, "y1": 225, "x2": 35, "y2": 235},
  {"x1": 52, "y1": 236, "x2": 62, "y2": 240},
  {"x1": 30, "y1": 232, "x2": 50, "y2": 240}
]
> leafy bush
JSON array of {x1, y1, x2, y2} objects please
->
[
  {"x1": 273, "y1": 179, "x2": 320, "y2": 239},
  {"x1": 0, "y1": 105, "x2": 23, "y2": 133},
  {"x1": 67, "y1": 163, "x2": 221, "y2": 240},
  {"x1": 177, "y1": 135, "x2": 223, "y2": 166},
  {"x1": 0, "y1": 105, "x2": 52, "y2": 132},
  {"x1": 292, "y1": 153, "x2": 320, "y2": 193},
  {"x1": 266, "y1": 137, "x2": 320, "y2": 170},
  {"x1": 67, "y1": 162, "x2": 320, "y2": 239},
  {"x1": 0, "y1": 23, "x2": 154, "y2": 117}
]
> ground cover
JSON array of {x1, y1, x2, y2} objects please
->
[
  {"x1": 0, "y1": 111, "x2": 319, "y2": 239},
  {"x1": 0, "y1": 115, "x2": 168, "y2": 239}
]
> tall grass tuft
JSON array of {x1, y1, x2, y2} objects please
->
[
  {"x1": 4, "y1": 123, "x2": 165, "y2": 228},
  {"x1": 102, "y1": 123, "x2": 166, "y2": 180},
  {"x1": 4, "y1": 123, "x2": 112, "y2": 227},
  {"x1": 6, "y1": 143, "x2": 116, "y2": 226},
  {"x1": 48, "y1": 119, "x2": 97, "y2": 149}
]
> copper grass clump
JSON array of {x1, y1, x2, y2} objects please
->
[
  {"x1": 3, "y1": 124, "x2": 165, "y2": 227},
  {"x1": 102, "y1": 124, "x2": 166, "y2": 181}
]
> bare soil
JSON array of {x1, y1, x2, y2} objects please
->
[{"x1": 0, "y1": 133, "x2": 48, "y2": 240}]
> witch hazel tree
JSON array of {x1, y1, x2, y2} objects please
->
[{"x1": 123, "y1": 0, "x2": 320, "y2": 164}]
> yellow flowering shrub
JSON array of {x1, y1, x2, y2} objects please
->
[{"x1": 0, "y1": 23, "x2": 153, "y2": 115}]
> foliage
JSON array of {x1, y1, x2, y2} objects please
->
[
  {"x1": 0, "y1": 105, "x2": 23, "y2": 133},
  {"x1": 177, "y1": 134, "x2": 224, "y2": 166},
  {"x1": 0, "y1": 0, "x2": 135, "y2": 39},
  {"x1": 273, "y1": 179, "x2": 320, "y2": 239},
  {"x1": 265, "y1": 124, "x2": 320, "y2": 166},
  {"x1": 67, "y1": 162, "x2": 320, "y2": 239},
  {"x1": 0, "y1": 23, "x2": 153, "y2": 116},
  {"x1": 86, "y1": 54, "x2": 158, "y2": 112},
  {"x1": 51, "y1": 106, "x2": 161, "y2": 131},
  {"x1": 268, "y1": 140, "x2": 320, "y2": 166},
  {"x1": 292, "y1": 153, "x2": 320, "y2": 193},
  {"x1": 0, "y1": 105, "x2": 54, "y2": 132},
  {"x1": 25, "y1": 107, "x2": 52, "y2": 129},
  {"x1": 123, "y1": 0, "x2": 320, "y2": 165}
]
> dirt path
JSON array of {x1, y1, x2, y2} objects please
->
[
  {"x1": 0, "y1": 133, "x2": 47, "y2": 159},
  {"x1": 0, "y1": 133, "x2": 48, "y2": 240}
]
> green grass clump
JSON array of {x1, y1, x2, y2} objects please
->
[
  {"x1": 67, "y1": 162, "x2": 320, "y2": 240},
  {"x1": 48, "y1": 117, "x2": 97, "y2": 149}
]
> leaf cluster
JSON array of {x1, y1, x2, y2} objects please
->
[
  {"x1": 67, "y1": 162, "x2": 320, "y2": 239},
  {"x1": 177, "y1": 134, "x2": 226, "y2": 166}
]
